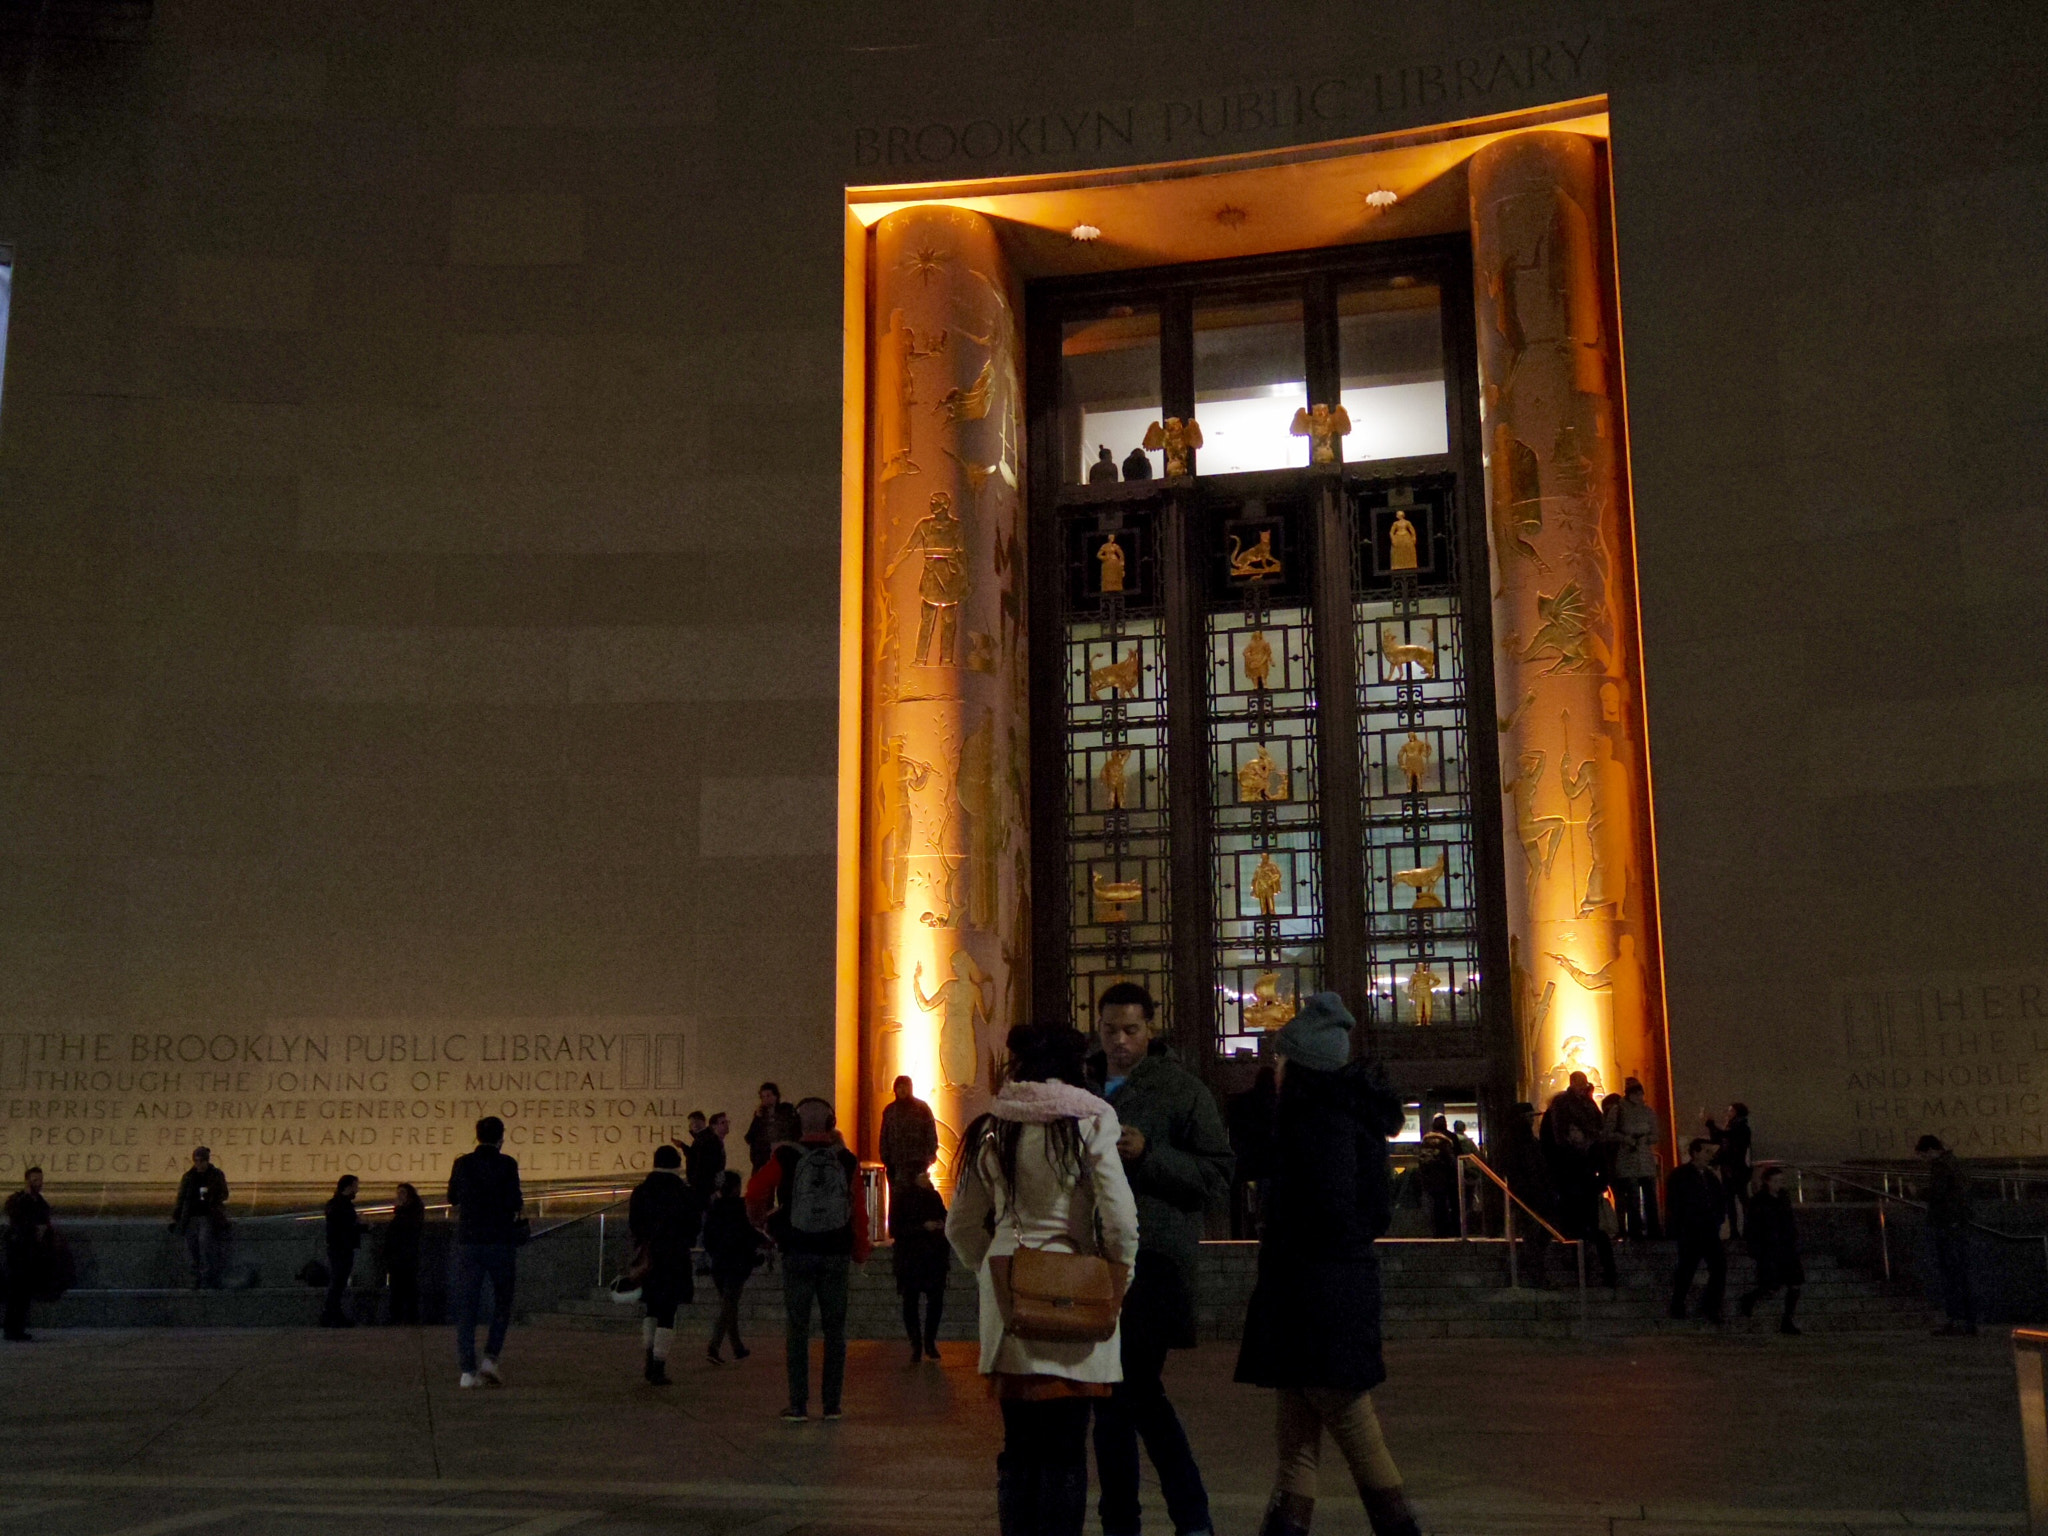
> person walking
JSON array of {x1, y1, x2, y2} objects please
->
[
  {"x1": 1919, "y1": 1134, "x2": 1977, "y2": 1336},
  {"x1": 4, "y1": 1166, "x2": 52, "y2": 1342},
  {"x1": 320, "y1": 1175, "x2": 364, "y2": 1327},
  {"x1": 384, "y1": 1183, "x2": 425, "y2": 1325},
  {"x1": 890, "y1": 1167, "x2": 950, "y2": 1362},
  {"x1": 682, "y1": 1112, "x2": 730, "y2": 1199},
  {"x1": 703, "y1": 1170, "x2": 764, "y2": 1363},
  {"x1": 745, "y1": 1096, "x2": 870, "y2": 1420},
  {"x1": 629, "y1": 1144, "x2": 701, "y2": 1385},
  {"x1": 170, "y1": 1147, "x2": 231, "y2": 1289},
  {"x1": 947, "y1": 1023, "x2": 1140, "y2": 1536},
  {"x1": 1418, "y1": 1116, "x2": 1460, "y2": 1238},
  {"x1": 745, "y1": 1083, "x2": 803, "y2": 1173},
  {"x1": 1736, "y1": 1164, "x2": 1803, "y2": 1334},
  {"x1": 1667, "y1": 1137, "x2": 1729, "y2": 1322},
  {"x1": 1705, "y1": 1103, "x2": 1753, "y2": 1236},
  {"x1": 1497, "y1": 1102, "x2": 1557, "y2": 1283},
  {"x1": 1089, "y1": 980, "x2": 1232, "y2": 1536},
  {"x1": 1236, "y1": 994, "x2": 1422, "y2": 1536},
  {"x1": 1226, "y1": 1064, "x2": 1277, "y2": 1240},
  {"x1": 1541, "y1": 1073, "x2": 1617, "y2": 1288},
  {"x1": 1605, "y1": 1080, "x2": 1663, "y2": 1240},
  {"x1": 880, "y1": 1075, "x2": 940, "y2": 1203},
  {"x1": 447, "y1": 1115, "x2": 524, "y2": 1388}
]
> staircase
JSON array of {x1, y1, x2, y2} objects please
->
[{"x1": 525, "y1": 1237, "x2": 1928, "y2": 1341}]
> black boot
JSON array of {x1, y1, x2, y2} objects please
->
[
  {"x1": 1258, "y1": 1492, "x2": 1315, "y2": 1535},
  {"x1": 644, "y1": 1352, "x2": 669, "y2": 1386},
  {"x1": 1362, "y1": 1484, "x2": 1423, "y2": 1536},
  {"x1": 1037, "y1": 1462, "x2": 1089, "y2": 1536},
  {"x1": 995, "y1": 1461, "x2": 1035, "y2": 1536},
  {"x1": 1781, "y1": 1286, "x2": 1802, "y2": 1335}
]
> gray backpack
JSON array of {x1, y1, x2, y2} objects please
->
[{"x1": 787, "y1": 1144, "x2": 851, "y2": 1235}]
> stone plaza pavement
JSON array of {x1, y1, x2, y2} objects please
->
[{"x1": 0, "y1": 1325, "x2": 2025, "y2": 1535}]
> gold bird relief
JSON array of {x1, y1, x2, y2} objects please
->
[
  {"x1": 1142, "y1": 417, "x2": 1203, "y2": 476},
  {"x1": 1242, "y1": 971, "x2": 1299, "y2": 1031},
  {"x1": 1289, "y1": 401, "x2": 1352, "y2": 466},
  {"x1": 1092, "y1": 870, "x2": 1144, "y2": 923}
]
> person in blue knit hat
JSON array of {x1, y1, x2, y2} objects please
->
[{"x1": 1236, "y1": 993, "x2": 1423, "y2": 1536}]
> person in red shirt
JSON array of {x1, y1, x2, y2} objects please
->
[{"x1": 745, "y1": 1096, "x2": 871, "y2": 1421}]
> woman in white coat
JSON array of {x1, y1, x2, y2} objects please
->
[{"x1": 949, "y1": 1024, "x2": 1142, "y2": 1536}]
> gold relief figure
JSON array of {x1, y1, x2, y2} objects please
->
[
  {"x1": 942, "y1": 448, "x2": 1002, "y2": 495},
  {"x1": 1388, "y1": 510, "x2": 1419, "y2": 571},
  {"x1": 1488, "y1": 423, "x2": 1548, "y2": 591},
  {"x1": 1551, "y1": 422, "x2": 1593, "y2": 491},
  {"x1": 1092, "y1": 871, "x2": 1144, "y2": 923},
  {"x1": 914, "y1": 951, "x2": 992, "y2": 1091},
  {"x1": 1406, "y1": 964, "x2": 1441, "y2": 1026},
  {"x1": 1250, "y1": 852, "x2": 1284, "y2": 916},
  {"x1": 877, "y1": 734, "x2": 934, "y2": 911},
  {"x1": 1538, "y1": 1036, "x2": 1605, "y2": 1103},
  {"x1": 878, "y1": 309, "x2": 945, "y2": 483},
  {"x1": 886, "y1": 492, "x2": 972, "y2": 667},
  {"x1": 1380, "y1": 626, "x2": 1438, "y2": 679},
  {"x1": 939, "y1": 355, "x2": 995, "y2": 423},
  {"x1": 1522, "y1": 581, "x2": 1611, "y2": 675},
  {"x1": 1497, "y1": 689, "x2": 1536, "y2": 734},
  {"x1": 1237, "y1": 744, "x2": 1289, "y2": 803},
  {"x1": 961, "y1": 712, "x2": 997, "y2": 931},
  {"x1": 1100, "y1": 748, "x2": 1131, "y2": 811},
  {"x1": 1396, "y1": 732, "x2": 1432, "y2": 793},
  {"x1": 1228, "y1": 530, "x2": 1284, "y2": 579},
  {"x1": 1600, "y1": 680, "x2": 1624, "y2": 724},
  {"x1": 1242, "y1": 971, "x2": 1299, "y2": 1031},
  {"x1": 1547, "y1": 950, "x2": 1616, "y2": 991},
  {"x1": 1142, "y1": 417, "x2": 1203, "y2": 476},
  {"x1": 1561, "y1": 733, "x2": 1634, "y2": 917},
  {"x1": 1290, "y1": 402, "x2": 1352, "y2": 466},
  {"x1": 1503, "y1": 750, "x2": 1567, "y2": 905},
  {"x1": 1087, "y1": 649, "x2": 1141, "y2": 700},
  {"x1": 1242, "y1": 629, "x2": 1274, "y2": 689},
  {"x1": 967, "y1": 632, "x2": 998, "y2": 672},
  {"x1": 1097, "y1": 533, "x2": 1126, "y2": 593},
  {"x1": 1393, "y1": 850, "x2": 1447, "y2": 910}
]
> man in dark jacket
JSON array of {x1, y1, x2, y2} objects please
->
[
  {"x1": 447, "y1": 1116, "x2": 524, "y2": 1387},
  {"x1": 1235, "y1": 993, "x2": 1422, "y2": 1536},
  {"x1": 680, "y1": 1111, "x2": 729, "y2": 1198},
  {"x1": 1919, "y1": 1134, "x2": 1977, "y2": 1335},
  {"x1": 629, "y1": 1144, "x2": 701, "y2": 1384},
  {"x1": 1541, "y1": 1073, "x2": 1616, "y2": 1287},
  {"x1": 1090, "y1": 981, "x2": 1233, "y2": 1536},
  {"x1": 744, "y1": 1082, "x2": 803, "y2": 1172},
  {"x1": 745, "y1": 1096, "x2": 871, "y2": 1420},
  {"x1": 170, "y1": 1146, "x2": 231, "y2": 1288},
  {"x1": 878, "y1": 1075, "x2": 940, "y2": 1199},
  {"x1": 321, "y1": 1175, "x2": 363, "y2": 1327},
  {"x1": 4, "y1": 1166, "x2": 51, "y2": 1341},
  {"x1": 1667, "y1": 1137, "x2": 1729, "y2": 1321},
  {"x1": 1735, "y1": 1164, "x2": 1803, "y2": 1334},
  {"x1": 1497, "y1": 1102, "x2": 1557, "y2": 1285}
]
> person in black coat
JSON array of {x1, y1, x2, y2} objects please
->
[
  {"x1": 889, "y1": 1169, "x2": 950, "y2": 1361},
  {"x1": 4, "y1": 1167, "x2": 53, "y2": 1342},
  {"x1": 1496, "y1": 1102, "x2": 1557, "y2": 1286},
  {"x1": 1667, "y1": 1137, "x2": 1730, "y2": 1321},
  {"x1": 1705, "y1": 1102, "x2": 1753, "y2": 1234},
  {"x1": 321, "y1": 1176, "x2": 363, "y2": 1327},
  {"x1": 702, "y1": 1170, "x2": 765, "y2": 1364},
  {"x1": 628, "y1": 1145, "x2": 702, "y2": 1385},
  {"x1": 1234, "y1": 994, "x2": 1422, "y2": 1536},
  {"x1": 383, "y1": 1183, "x2": 425, "y2": 1325},
  {"x1": 1735, "y1": 1164, "x2": 1803, "y2": 1334}
]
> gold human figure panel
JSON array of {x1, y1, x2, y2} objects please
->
[
  {"x1": 1396, "y1": 732, "x2": 1432, "y2": 793},
  {"x1": 1241, "y1": 629, "x2": 1274, "y2": 689},
  {"x1": 1387, "y1": 510, "x2": 1419, "y2": 571},
  {"x1": 1100, "y1": 748, "x2": 1131, "y2": 811},
  {"x1": 1237, "y1": 744, "x2": 1290, "y2": 804},
  {"x1": 1097, "y1": 533, "x2": 1126, "y2": 593},
  {"x1": 1406, "y1": 964, "x2": 1441, "y2": 1027},
  {"x1": 886, "y1": 491, "x2": 972, "y2": 667},
  {"x1": 1249, "y1": 852, "x2": 1284, "y2": 916}
]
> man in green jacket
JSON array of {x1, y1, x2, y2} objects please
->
[{"x1": 1091, "y1": 981, "x2": 1233, "y2": 1536}]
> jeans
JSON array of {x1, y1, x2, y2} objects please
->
[
  {"x1": 451, "y1": 1242, "x2": 517, "y2": 1372},
  {"x1": 184, "y1": 1222, "x2": 227, "y2": 1288},
  {"x1": 901, "y1": 1285, "x2": 944, "y2": 1349},
  {"x1": 1611, "y1": 1176, "x2": 1661, "y2": 1239},
  {"x1": 1933, "y1": 1227, "x2": 1976, "y2": 1327},
  {"x1": 1273, "y1": 1387, "x2": 1404, "y2": 1500},
  {"x1": 1094, "y1": 1312, "x2": 1210, "y2": 1535},
  {"x1": 999, "y1": 1397, "x2": 1093, "y2": 1536},
  {"x1": 1670, "y1": 1235, "x2": 1726, "y2": 1319},
  {"x1": 710, "y1": 1273, "x2": 748, "y2": 1355},
  {"x1": 322, "y1": 1249, "x2": 355, "y2": 1323},
  {"x1": 782, "y1": 1251, "x2": 849, "y2": 1413}
]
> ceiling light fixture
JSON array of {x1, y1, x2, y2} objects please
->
[
  {"x1": 1365, "y1": 187, "x2": 1399, "y2": 209},
  {"x1": 1069, "y1": 223, "x2": 1101, "y2": 242}
]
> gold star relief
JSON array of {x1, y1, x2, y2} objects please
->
[{"x1": 905, "y1": 246, "x2": 952, "y2": 287}]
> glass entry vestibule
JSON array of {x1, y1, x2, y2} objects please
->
[{"x1": 1024, "y1": 236, "x2": 1517, "y2": 1107}]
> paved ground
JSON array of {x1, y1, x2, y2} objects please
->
[{"x1": 0, "y1": 1325, "x2": 2024, "y2": 1534}]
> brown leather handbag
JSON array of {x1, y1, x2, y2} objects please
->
[{"x1": 993, "y1": 1160, "x2": 1125, "y2": 1345}]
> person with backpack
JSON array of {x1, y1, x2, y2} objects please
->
[
  {"x1": 745, "y1": 1096, "x2": 870, "y2": 1420},
  {"x1": 629, "y1": 1144, "x2": 702, "y2": 1385},
  {"x1": 703, "y1": 1170, "x2": 765, "y2": 1364}
]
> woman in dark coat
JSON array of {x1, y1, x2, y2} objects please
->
[
  {"x1": 889, "y1": 1169, "x2": 951, "y2": 1361},
  {"x1": 384, "y1": 1183, "x2": 425, "y2": 1325},
  {"x1": 628, "y1": 1145, "x2": 701, "y2": 1385},
  {"x1": 1235, "y1": 994, "x2": 1421, "y2": 1536},
  {"x1": 702, "y1": 1169, "x2": 765, "y2": 1363},
  {"x1": 320, "y1": 1175, "x2": 363, "y2": 1327}
]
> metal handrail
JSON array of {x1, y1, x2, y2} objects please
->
[
  {"x1": 1457, "y1": 1155, "x2": 1587, "y2": 1328},
  {"x1": 1784, "y1": 1163, "x2": 2048, "y2": 1284}
]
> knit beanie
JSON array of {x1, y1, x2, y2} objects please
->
[{"x1": 1273, "y1": 991, "x2": 1354, "y2": 1073}]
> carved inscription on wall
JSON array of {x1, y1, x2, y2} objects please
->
[
  {"x1": 0, "y1": 1025, "x2": 693, "y2": 1184},
  {"x1": 1837, "y1": 971, "x2": 2048, "y2": 1157}
]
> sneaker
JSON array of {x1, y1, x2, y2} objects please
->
[
  {"x1": 779, "y1": 1406, "x2": 808, "y2": 1422},
  {"x1": 733, "y1": 1343, "x2": 751, "y2": 1361},
  {"x1": 821, "y1": 1408, "x2": 843, "y2": 1422},
  {"x1": 477, "y1": 1358, "x2": 503, "y2": 1385},
  {"x1": 706, "y1": 1347, "x2": 724, "y2": 1365},
  {"x1": 459, "y1": 1372, "x2": 482, "y2": 1389}
]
